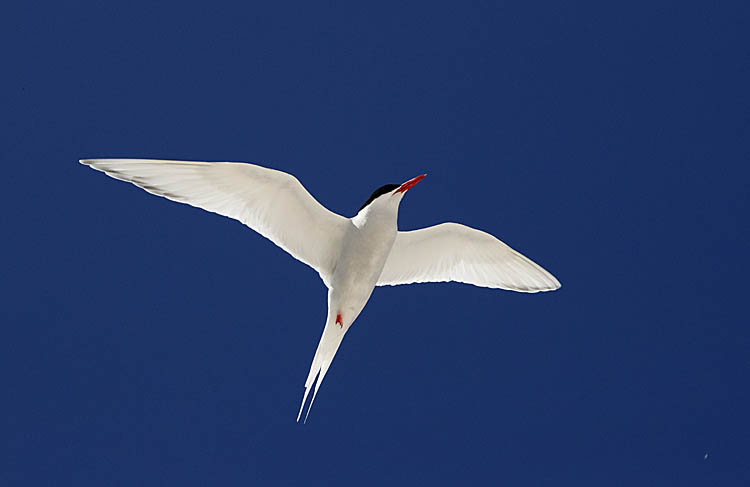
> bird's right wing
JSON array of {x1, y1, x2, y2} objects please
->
[
  {"x1": 81, "y1": 159, "x2": 350, "y2": 285},
  {"x1": 377, "y1": 222, "x2": 561, "y2": 292}
]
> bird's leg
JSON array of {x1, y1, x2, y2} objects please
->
[{"x1": 336, "y1": 312, "x2": 343, "y2": 328}]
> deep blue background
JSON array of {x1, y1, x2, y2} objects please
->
[{"x1": 2, "y1": 1, "x2": 748, "y2": 485}]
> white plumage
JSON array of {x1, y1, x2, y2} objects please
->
[
  {"x1": 81, "y1": 159, "x2": 560, "y2": 421},
  {"x1": 81, "y1": 159, "x2": 348, "y2": 285},
  {"x1": 378, "y1": 222, "x2": 560, "y2": 292}
]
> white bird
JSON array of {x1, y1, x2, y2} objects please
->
[{"x1": 80, "y1": 158, "x2": 561, "y2": 422}]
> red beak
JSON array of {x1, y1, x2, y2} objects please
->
[{"x1": 396, "y1": 174, "x2": 427, "y2": 193}]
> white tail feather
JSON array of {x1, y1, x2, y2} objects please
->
[{"x1": 297, "y1": 320, "x2": 347, "y2": 422}]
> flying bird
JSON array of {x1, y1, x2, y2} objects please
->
[{"x1": 80, "y1": 159, "x2": 561, "y2": 421}]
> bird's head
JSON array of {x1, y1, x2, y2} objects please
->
[{"x1": 355, "y1": 174, "x2": 427, "y2": 218}]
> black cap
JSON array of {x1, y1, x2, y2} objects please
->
[{"x1": 357, "y1": 184, "x2": 399, "y2": 213}]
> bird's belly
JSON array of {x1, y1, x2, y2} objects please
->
[{"x1": 329, "y1": 228, "x2": 396, "y2": 326}]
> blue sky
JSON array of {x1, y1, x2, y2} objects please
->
[{"x1": 2, "y1": 1, "x2": 748, "y2": 485}]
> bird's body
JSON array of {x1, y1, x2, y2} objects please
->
[
  {"x1": 298, "y1": 189, "x2": 403, "y2": 421},
  {"x1": 80, "y1": 158, "x2": 560, "y2": 421},
  {"x1": 334, "y1": 206, "x2": 399, "y2": 324}
]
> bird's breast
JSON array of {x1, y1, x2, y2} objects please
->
[{"x1": 329, "y1": 221, "x2": 397, "y2": 305}]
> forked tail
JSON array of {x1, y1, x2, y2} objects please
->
[{"x1": 297, "y1": 316, "x2": 347, "y2": 423}]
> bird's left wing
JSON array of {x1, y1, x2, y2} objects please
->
[
  {"x1": 81, "y1": 159, "x2": 349, "y2": 284},
  {"x1": 377, "y1": 222, "x2": 561, "y2": 292}
]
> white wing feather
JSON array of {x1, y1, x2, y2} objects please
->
[
  {"x1": 377, "y1": 222, "x2": 560, "y2": 292},
  {"x1": 81, "y1": 159, "x2": 349, "y2": 284}
]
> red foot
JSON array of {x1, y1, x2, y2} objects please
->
[{"x1": 336, "y1": 313, "x2": 343, "y2": 328}]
